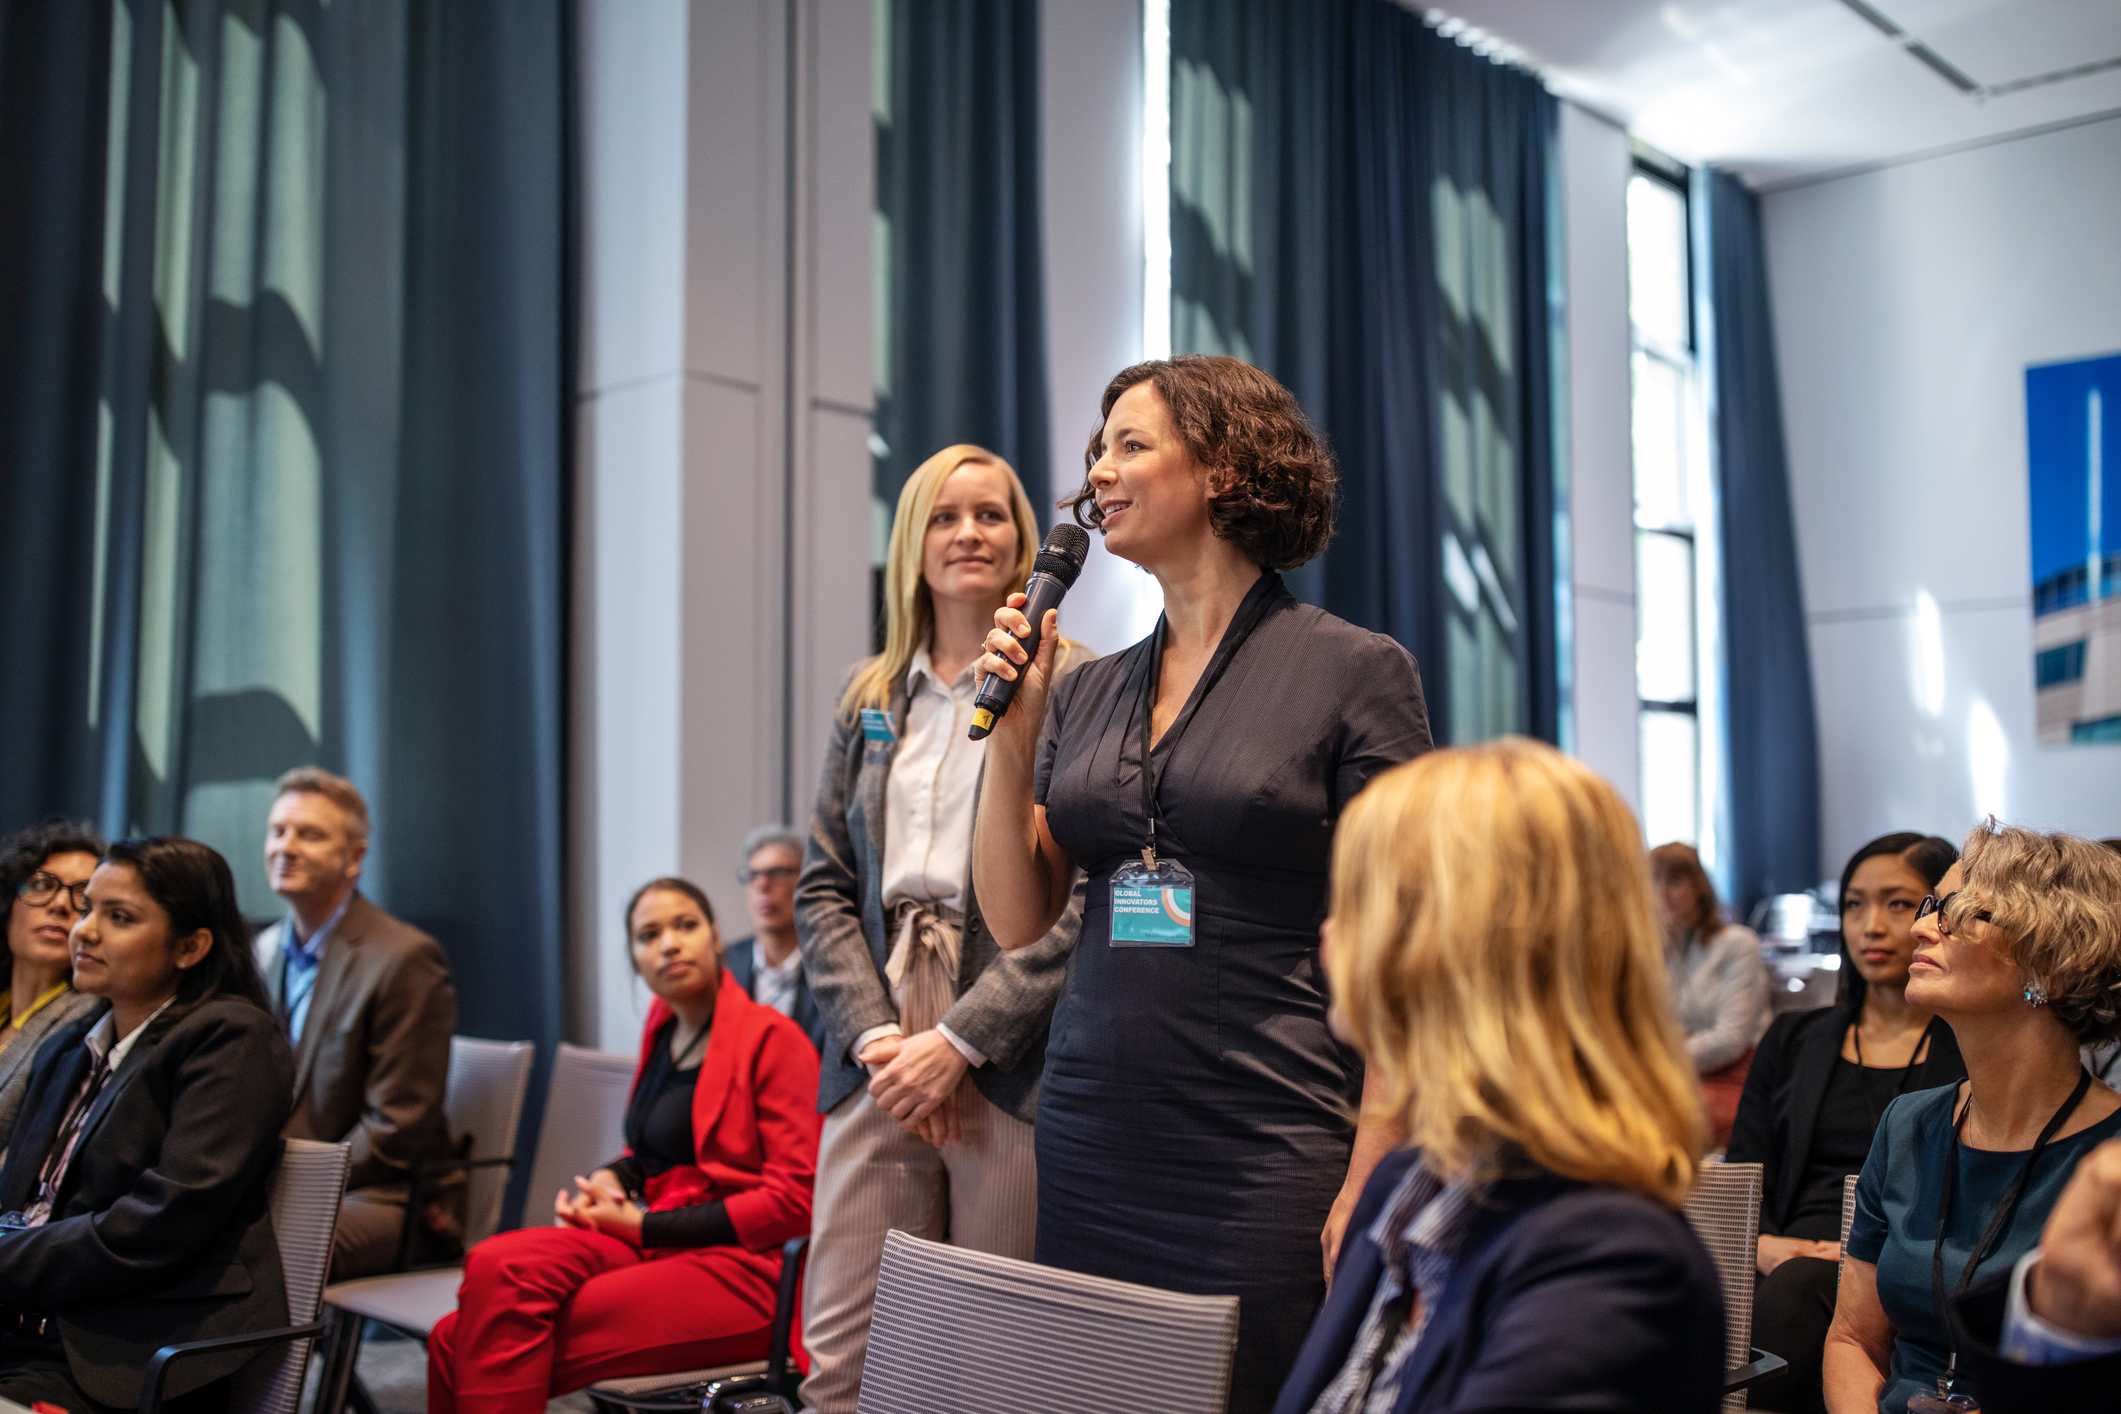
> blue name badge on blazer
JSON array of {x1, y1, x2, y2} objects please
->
[
  {"x1": 1109, "y1": 857, "x2": 1196, "y2": 947},
  {"x1": 858, "y1": 708, "x2": 896, "y2": 744}
]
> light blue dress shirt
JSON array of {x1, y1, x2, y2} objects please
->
[{"x1": 280, "y1": 895, "x2": 353, "y2": 1044}]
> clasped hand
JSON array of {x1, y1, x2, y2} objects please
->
[
  {"x1": 2026, "y1": 1138, "x2": 2121, "y2": 1340},
  {"x1": 861, "y1": 1030, "x2": 969, "y2": 1147},
  {"x1": 554, "y1": 1167, "x2": 644, "y2": 1244}
]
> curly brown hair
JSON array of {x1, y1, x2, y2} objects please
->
[{"x1": 1059, "y1": 356, "x2": 1338, "y2": 571}]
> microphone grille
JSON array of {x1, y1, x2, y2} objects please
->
[{"x1": 1034, "y1": 523, "x2": 1092, "y2": 584}]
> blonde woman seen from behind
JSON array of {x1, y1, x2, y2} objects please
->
[
  {"x1": 1274, "y1": 739, "x2": 1725, "y2": 1414},
  {"x1": 795, "y1": 444, "x2": 1088, "y2": 1413}
]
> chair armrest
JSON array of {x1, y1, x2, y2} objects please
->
[
  {"x1": 140, "y1": 1320, "x2": 327, "y2": 1413},
  {"x1": 1724, "y1": 1346, "x2": 1788, "y2": 1393}
]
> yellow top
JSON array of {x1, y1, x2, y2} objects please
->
[{"x1": 1, "y1": 979, "x2": 73, "y2": 1032}]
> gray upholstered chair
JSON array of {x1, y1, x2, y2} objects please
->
[
  {"x1": 140, "y1": 1137, "x2": 353, "y2": 1414},
  {"x1": 851, "y1": 1228, "x2": 1241, "y2": 1414},
  {"x1": 315, "y1": 1042, "x2": 632, "y2": 1414},
  {"x1": 382, "y1": 1036, "x2": 538, "y2": 1271},
  {"x1": 1684, "y1": 1160, "x2": 1785, "y2": 1407}
]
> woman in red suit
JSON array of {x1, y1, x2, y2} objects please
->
[{"x1": 427, "y1": 877, "x2": 821, "y2": 1413}]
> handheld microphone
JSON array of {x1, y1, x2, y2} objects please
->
[{"x1": 968, "y1": 523, "x2": 1091, "y2": 741}]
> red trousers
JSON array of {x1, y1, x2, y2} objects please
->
[{"x1": 426, "y1": 1226, "x2": 790, "y2": 1414}]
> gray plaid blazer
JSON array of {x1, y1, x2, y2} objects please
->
[{"x1": 797, "y1": 646, "x2": 1089, "y2": 1122}]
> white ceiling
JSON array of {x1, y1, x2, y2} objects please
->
[{"x1": 1431, "y1": 0, "x2": 2121, "y2": 188}]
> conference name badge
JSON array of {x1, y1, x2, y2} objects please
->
[
  {"x1": 858, "y1": 708, "x2": 897, "y2": 745},
  {"x1": 1109, "y1": 857, "x2": 1196, "y2": 947}
]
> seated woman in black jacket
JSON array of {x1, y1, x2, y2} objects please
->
[
  {"x1": 0, "y1": 837, "x2": 293, "y2": 1414},
  {"x1": 1726, "y1": 832, "x2": 1963, "y2": 1414},
  {"x1": 1275, "y1": 740, "x2": 1724, "y2": 1414}
]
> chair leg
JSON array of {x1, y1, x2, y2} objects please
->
[
  {"x1": 349, "y1": 1376, "x2": 385, "y2": 1414},
  {"x1": 314, "y1": 1308, "x2": 368, "y2": 1414}
]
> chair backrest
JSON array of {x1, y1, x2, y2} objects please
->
[
  {"x1": 231, "y1": 1138, "x2": 352, "y2": 1414},
  {"x1": 1838, "y1": 1171, "x2": 1859, "y2": 1284},
  {"x1": 1683, "y1": 1161, "x2": 1764, "y2": 1413},
  {"x1": 856, "y1": 1229, "x2": 1239, "y2": 1414},
  {"x1": 444, "y1": 1036, "x2": 537, "y2": 1244},
  {"x1": 521, "y1": 1043, "x2": 637, "y2": 1221}
]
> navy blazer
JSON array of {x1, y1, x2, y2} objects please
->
[
  {"x1": 1273, "y1": 1148, "x2": 1726, "y2": 1414},
  {"x1": 723, "y1": 935, "x2": 830, "y2": 1056}
]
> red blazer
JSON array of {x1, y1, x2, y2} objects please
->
[{"x1": 629, "y1": 970, "x2": 821, "y2": 1252}]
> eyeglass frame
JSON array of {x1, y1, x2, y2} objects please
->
[
  {"x1": 1912, "y1": 891, "x2": 1995, "y2": 937},
  {"x1": 737, "y1": 865, "x2": 800, "y2": 887},
  {"x1": 14, "y1": 872, "x2": 92, "y2": 914}
]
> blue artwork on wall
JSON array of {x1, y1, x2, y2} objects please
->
[{"x1": 2026, "y1": 352, "x2": 2121, "y2": 745}]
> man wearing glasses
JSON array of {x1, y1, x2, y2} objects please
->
[{"x1": 724, "y1": 825, "x2": 827, "y2": 1053}]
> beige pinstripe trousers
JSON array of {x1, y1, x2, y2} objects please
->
[{"x1": 797, "y1": 1083, "x2": 1038, "y2": 1413}]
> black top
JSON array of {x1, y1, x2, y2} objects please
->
[
  {"x1": 1727, "y1": 1004, "x2": 1966, "y2": 1237},
  {"x1": 604, "y1": 1016, "x2": 735, "y2": 1250},
  {"x1": 1787, "y1": 1059, "x2": 1917, "y2": 1238}
]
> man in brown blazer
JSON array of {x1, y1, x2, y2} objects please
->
[{"x1": 254, "y1": 767, "x2": 457, "y2": 1278}]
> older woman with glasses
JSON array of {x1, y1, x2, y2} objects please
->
[
  {"x1": 0, "y1": 822, "x2": 107, "y2": 1147},
  {"x1": 1824, "y1": 823, "x2": 2121, "y2": 1414}
]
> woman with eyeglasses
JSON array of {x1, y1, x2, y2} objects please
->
[
  {"x1": 792, "y1": 444, "x2": 1090, "y2": 1413},
  {"x1": 0, "y1": 836, "x2": 291, "y2": 1413},
  {"x1": 1823, "y1": 824, "x2": 2121, "y2": 1414},
  {"x1": 0, "y1": 822, "x2": 107, "y2": 1147},
  {"x1": 1727, "y1": 833, "x2": 1965, "y2": 1414}
]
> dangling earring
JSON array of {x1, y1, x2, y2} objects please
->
[{"x1": 2023, "y1": 982, "x2": 2050, "y2": 1008}]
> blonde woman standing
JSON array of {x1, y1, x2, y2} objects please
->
[
  {"x1": 795, "y1": 445, "x2": 1087, "y2": 1413},
  {"x1": 1276, "y1": 740, "x2": 1725, "y2": 1413}
]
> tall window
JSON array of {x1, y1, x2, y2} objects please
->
[{"x1": 1627, "y1": 161, "x2": 1704, "y2": 848}]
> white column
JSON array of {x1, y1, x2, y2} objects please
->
[
  {"x1": 574, "y1": 0, "x2": 872, "y2": 1048},
  {"x1": 1558, "y1": 101, "x2": 1641, "y2": 811}
]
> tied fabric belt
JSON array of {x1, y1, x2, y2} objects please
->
[{"x1": 884, "y1": 900, "x2": 964, "y2": 1041}]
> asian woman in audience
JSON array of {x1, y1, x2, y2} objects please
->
[
  {"x1": 0, "y1": 821, "x2": 106, "y2": 1145},
  {"x1": 0, "y1": 837, "x2": 292, "y2": 1414},
  {"x1": 1823, "y1": 823, "x2": 2121, "y2": 1414},
  {"x1": 426, "y1": 878, "x2": 819, "y2": 1412},
  {"x1": 1727, "y1": 832, "x2": 1964, "y2": 1414},
  {"x1": 1274, "y1": 739, "x2": 1724, "y2": 1414},
  {"x1": 1652, "y1": 841, "x2": 1773, "y2": 1141},
  {"x1": 795, "y1": 444, "x2": 1088, "y2": 1413}
]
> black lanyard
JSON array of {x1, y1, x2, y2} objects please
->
[
  {"x1": 1136, "y1": 574, "x2": 1279, "y2": 869},
  {"x1": 1928, "y1": 1067, "x2": 2093, "y2": 1389}
]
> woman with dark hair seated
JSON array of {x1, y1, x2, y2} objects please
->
[
  {"x1": 0, "y1": 821, "x2": 107, "y2": 1145},
  {"x1": 0, "y1": 837, "x2": 292, "y2": 1414},
  {"x1": 1650, "y1": 841, "x2": 1772, "y2": 1142},
  {"x1": 1727, "y1": 832, "x2": 1964, "y2": 1414},
  {"x1": 427, "y1": 876, "x2": 820, "y2": 1412}
]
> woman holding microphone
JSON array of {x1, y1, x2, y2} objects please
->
[{"x1": 972, "y1": 356, "x2": 1433, "y2": 1409}]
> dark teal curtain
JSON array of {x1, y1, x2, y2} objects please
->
[
  {"x1": 1169, "y1": 0, "x2": 1560, "y2": 744},
  {"x1": 1696, "y1": 168, "x2": 1821, "y2": 903},
  {"x1": 0, "y1": 0, "x2": 569, "y2": 1067},
  {"x1": 873, "y1": 0, "x2": 1049, "y2": 499}
]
